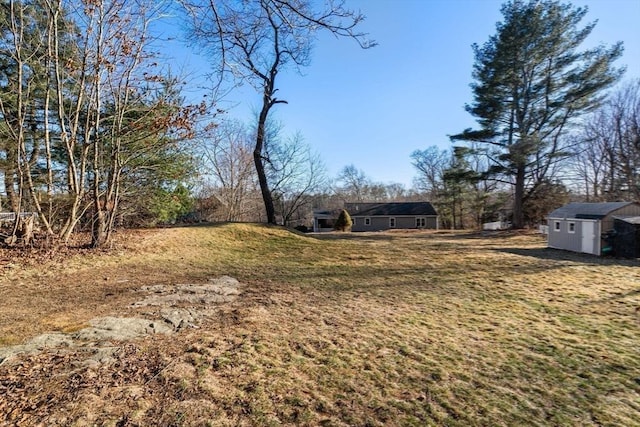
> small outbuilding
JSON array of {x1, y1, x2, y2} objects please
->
[
  {"x1": 611, "y1": 216, "x2": 640, "y2": 258},
  {"x1": 547, "y1": 201, "x2": 640, "y2": 256},
  {"x1": 345, "y1": 202, "x2": 438, "y2": 232}
]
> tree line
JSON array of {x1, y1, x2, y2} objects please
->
[
  {"x1": 0, "y1": 0, "x2": 202, "y2": 247},
  {"x1": 0, "y1": 0, "x2": 636, "y2": 247},
  {"x1": 0, "y1": 0, "x2": 372, "y2": 247}
]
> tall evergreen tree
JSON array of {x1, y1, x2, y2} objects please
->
[
  {"x1": 441, "y1": 147, "x2": 479, "y2": 229},
  {"x1": 452, "y1": 0, "x2": 624, "y2": 228}
]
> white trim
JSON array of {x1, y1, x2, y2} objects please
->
[
  {"x1": 554, "y1": 221, "x2": 561, "y2": 232},
  {"x1": 389, "y1": 217, "x2": 396, "y2": 228},
  {"x1": 364, "y1": 217, "x2": 371, "y2": 226},
  {"x1": 568, "y1": 221, "x2": 576, "y2": 234}
]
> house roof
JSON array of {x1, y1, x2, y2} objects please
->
[
  {"x1": 345, "y1": 202, "x2": 437, "y2": 217},
  {"x1": 548, "y1": 202, "x2": 637, "y2": 219}
]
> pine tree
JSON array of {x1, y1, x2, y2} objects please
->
[
  {"x1": 334, "y1": 209, "x2": 352, "y2": 232},
  {"x1": 452, "y1": 0, "x2": 624, "y2": 228}
]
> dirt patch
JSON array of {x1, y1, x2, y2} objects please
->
[{"x1": 0, "y1": 276, "x2": 242, "y2": 366}]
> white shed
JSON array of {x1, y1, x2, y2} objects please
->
[{"x1": 547, "y1": 202, "x2": 640, "y2": 256}]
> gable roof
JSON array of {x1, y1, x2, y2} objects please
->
[
  {"x1": 548, "y1": 202, "x2": 637, "y2": 219},
  {"x1": 345, "y1": 202, "x2": 437, "y2": 217}
]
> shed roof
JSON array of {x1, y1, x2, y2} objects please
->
[
  {"x1": 345, "y1": 202, "x2": 437, "y2": 217},
  {"x1": 614, "y1": 215, "x2": 640, "y2": 225},
  {"x1": 548, "y1": 202, "x2": 637, "y2": 219}
]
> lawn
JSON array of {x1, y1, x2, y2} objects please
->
[{"x1": 1, "y1": 224, "x2": 639, "y2": 426}]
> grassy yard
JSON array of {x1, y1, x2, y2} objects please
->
[{"x1": 1, "y1": 224, "x2": 639, "y2": 426}]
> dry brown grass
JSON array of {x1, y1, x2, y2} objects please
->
[{"x1": 1, "y1": 224, "x2": 639, "y2": 426}]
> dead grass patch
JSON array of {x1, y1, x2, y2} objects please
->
[{"x1": 1, "y1": 224, "x2": 639, "y2": 426}]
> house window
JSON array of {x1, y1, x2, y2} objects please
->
[
  {"x1": 416, "y1": 217, "x2": 426, "y2": 228},
  {"x1": 568, "y1": 222, "x2": 576, "y2": 233},
  {"x1": 554, "y1": 221, "x2": 561, "y2": 232},
  {"x1": 365, "y1": 217, "x2": 371, "y2": 226},
  {"x1": 352, "y1": 218, "x2": 356, "y2": 226},
  {"x1": 389, "y1": 217, "x2": 396, "y2": 228}
]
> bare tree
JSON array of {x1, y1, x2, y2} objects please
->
[
  {"x1": 568, "y1": 118, "x2": 610, "y2": 201},
  {"x1": 336, "y1": 164, "x2": 370, "y2": 202},
  {"x1": 410, "y1": 146, "x2": 450, "y2": 198},
  {"x1": 0, "y1": 0, "x2": 199, "y2": 247},
  {"x1": 609, "y1": 80, "x2": 640, "y2": 200},
  {"x1": 266, "y1": 131, "x2": 327, "y2": 226},
  {"x1": 383, "y1": 182, "x2": 407, "y2": 201},
  {"x1": 200, "y1": 119, "x2": 260, "y2": 221},
  {"x1": 181, "y1": 0, "x2": 374, "y2": 224},
  {"x1": 0, "y1": 0, "x2": 60, "y2": 243},
  {"x1": 571, "y1": 79, "x2": 640, "y2": 201},
  {"x1": 57, "y1": 0, "x2": 200, "y2": 247},
  {"x1": 412, "y1": 145, "x2": 503, "y2": 229}
]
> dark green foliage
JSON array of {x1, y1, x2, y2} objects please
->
[
  {"x1": 438, "y1": 147, "x2": 480, "y2": 229},
  {"x1": 452, "y1": 0, "x2": 624, "y2": 228},
  {"x1": 334, "y1": 209, "x2": 352, "y2": 232},
  {"x1": 522, "y1": 179, "x2": 569, "y2": 225},
  {"x1": 147, "y1": 184, "x2": 195, "y2": 226}
]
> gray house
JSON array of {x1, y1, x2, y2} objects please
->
[
  {"x1": 345, "y1": 202, "x2": 438, "y2": 232},
  {"x1": 312, "y1": 209, "x2": 337, "y2": 232},
  {"x1": 547, "y1": 202, "x2": 640, "y2": 256}
]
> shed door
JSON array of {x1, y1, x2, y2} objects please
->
[{"x1": 581, "y1": 221, "x2": 596, "y2": 254}]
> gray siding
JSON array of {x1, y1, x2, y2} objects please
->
[
  {"x1": 351, "y1": 215, "x2": 437, "y2": 232},
  {"x1": 548, "y1": 218, "x2": 600, "y2": 255}
]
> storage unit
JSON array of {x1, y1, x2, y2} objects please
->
[{"x1": 612, "y1": 216, "x2": 640, "y2": 258}]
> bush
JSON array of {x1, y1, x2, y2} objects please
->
[{"x1": 334, "y1": 209, "x2": 352, "y2": 231}]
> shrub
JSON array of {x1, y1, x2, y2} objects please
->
[{"x1": 334, "y1": 209, "x2": 352, "y2": 232}]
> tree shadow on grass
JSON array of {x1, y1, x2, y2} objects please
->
[
  {"x1": 496, "y1": 247, "x2": 639, "y2": 267},
  {"x1": 309, "y1": 232, "x2": 394, "y2": 242}
]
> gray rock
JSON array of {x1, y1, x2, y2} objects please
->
[
  {"x1": 0, "y1": 333, "x2": 73, "y2": 365},
  {"x1": 72, "y1": 316, "x2": 174, "y2": 341},
  {"x1": 160, "y1": 308, "x2": 199, "y2": 330},
  {"x1": 0, "y1": 276, "x2": 242, "y2": 366}
]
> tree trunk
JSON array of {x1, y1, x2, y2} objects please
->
[
  {"x1": 18, "y1": 215, "x2": 34, "y2": 246},
  {"x1": 254, "y1": 88, "x2": 277, "y2": 225},
  {"x1": 91, "y1": 207, "x2": 108, "y2": 248},
  {"x1": 254, "y1": 143, "x2": 276, "y2": 224},
  {"x1": 3, "y1": 168, "x2": 19, "y2": 213},
  {"x1": 513, "y1": 165, "x2": 526, "y2": 229}
]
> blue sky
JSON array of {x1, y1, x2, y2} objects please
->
[{"x1": 169, "y1": 0, "x2": 640, "y2": 188}]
